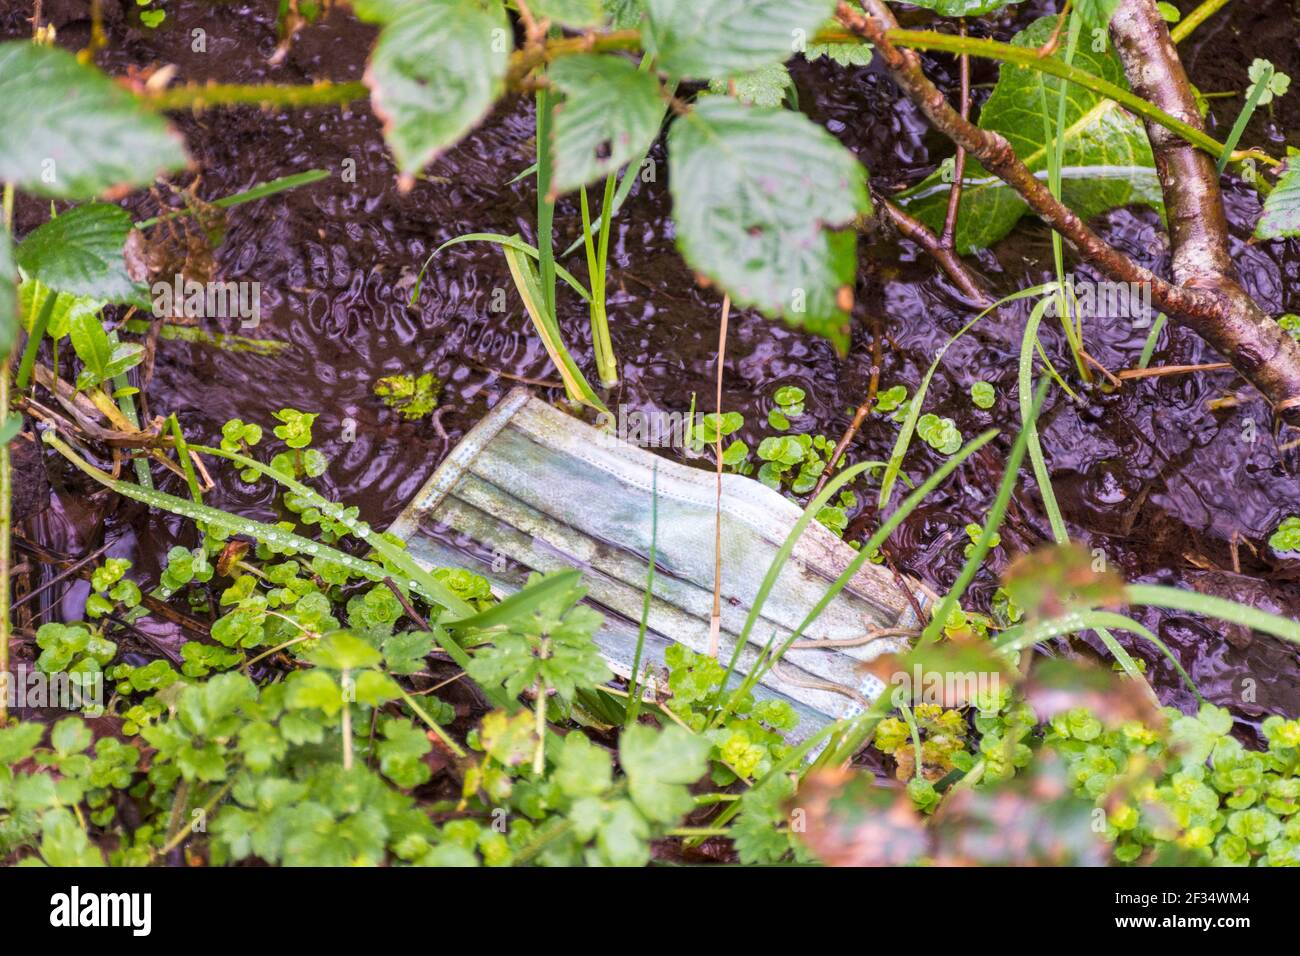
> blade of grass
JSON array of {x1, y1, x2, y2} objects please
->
[
  {"x1": 713, "y1": 432, "x2": 1001, "y2": 725},
  {"x1": 1125, "y1": 583, "x2": 1300, "y2": 646},
  {"x1": 1019, "y1": 294, "x2": 1149, "y2": 686},
  {"x1": 503, "y1": 242, "x2": 609, "y2": 414},
  {"x1": 994, "y1": 608, "x2": 1203, "y2": 703},
  {"x1": 626, "y1": 461, "x2": 658, "y2": 726},
  {"x1": 878, "y1": 282, "x2": 1055, "y2": 508},
  {"x1": 706, "y1": 457, "x2": 889, "y2": 725},
  {"x1": 15, "y1": 289, "x2": 58, "y2": 390},
  {"x1": 186, "y1": 443, "x2": 473, "y2": 618},
  {"x1": 413, "y1": 233, "x2": 591, "y2": 304},
  {"x1": 918, "y1": 378, "x2": 1052, "y2": 646},
  {"x1": 1216, "y1": 62, "x2": 1273, "y2": 175},
  {"x1": 536, "y1": 83, "x2": 558, "y2": 318}
]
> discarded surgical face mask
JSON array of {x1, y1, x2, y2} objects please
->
[{"x1": 389, "y1": 388, "x2": 931, "y2": 740}]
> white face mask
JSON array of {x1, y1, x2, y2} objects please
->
[{"x1": 389, "y1": 387, "x2": 926, "y2": 740}]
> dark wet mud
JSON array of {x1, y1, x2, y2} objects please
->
[{"x1": 6, "y1": 0, "x2": 1300, "y2": 736}]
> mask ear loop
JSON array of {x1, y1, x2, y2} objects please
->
[
  {"x1": 772, "y1": 662, "x2": 875, "y2": 710},
  {"x1": 789, "y1": 625, "x2": 919, "y2": 652}
]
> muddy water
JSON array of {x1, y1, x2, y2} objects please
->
[{"x1": 7, "y1": 0, "x2": 1300, "y2": 731}]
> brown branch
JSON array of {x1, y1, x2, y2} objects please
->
[
  {"x1": 811, "y1": 323, "x2": 884, "y2": 499},
  {"x1": 1108, "y1": 0, "x2": 1300, "y2": 423},
  {"x1": 879, "y1": 198, "x2": 991, "y2": 305},
  {"x1": 1117, "y1": 361, "x2": 1232, "y2": 381},
  {"x1": 841, "y1": 0, "x2": 1300, "y2": 425}
]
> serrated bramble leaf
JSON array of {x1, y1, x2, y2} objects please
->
[
  {"x1": 903, "y1": 16, "x2": 1160, "y2": 253},
  {"x1": 706, "y1": 63, "x2": 793, "y2": 108},
  {"x1": 16, "y1": 203, "x2": 142, "y2": 303},
  {"x1": 365, "y1": 0, "x2": 511, "y2": 177},
  {"x1": 1075, "y1": 0, "x2": 1122, "y2": 29},
  {"x1": 668, "y1": 98, "x2": 870, "y2": 351},
  {"x1": 644, "y1": 0, "x2": 837, "y2": 80},
  {"x1": 0, "y1": 41, "x2": 186, "y2": 200},
  {"x1": 1257, "y1": 153, "x2": 1300, "y2": 240},
  {"x1": 533, "y1": 0, "x2": 604, "y2": 27},
  {"x1": 603, "y1": 0, "x2": 644, "y2": 28},
  {"x1": 549, "y1": 54, "x2": 665, "y2": 194},
  {"x1": 907, "y1": 0, "x2": 1027, "y2": 14}
]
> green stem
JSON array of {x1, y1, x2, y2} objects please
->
[
  {"x1": 533, "y1": 677, "x2": 548, "y2": 776},
  {"x1": 1216, "y1": 62, "x2": 1272, "y2": 175},
  {"x1": 143, "y1": 81, "x2": 367, "y2": 112},
  {"x1": 896, "y1": 698, "x2": 925, "y2": 783},
  {"x1": 154, "y1": 779, "x2": 234, "y2": 860},
  {"x1": 15, "y1": 289, "x2": 58, "y2": 390},
  {"x1": 168, "y1": 414, "x2": 201, "y2": 503},
  {"x1": 341, "y1": 668, "x2": 353, "y2": 771},
  {"x1": 396, "y1": 685, "x2": 466, "y2": 759},
  {"x1": 535, "y1": 84, "x2": 558, "y2": 320},
  {"x1": 0, "y1": 356, "x2": 9, "y2": 725},
  {"x1": 111, "y1": 330, "x2": 152, "y2": 489},
  {"x1": 1170, "y1": 0, "x2": 1234, "y2": 43}
]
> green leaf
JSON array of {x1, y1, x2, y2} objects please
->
[
  {"x1": 971, "y1": 381, "x2": 996, "y2": 409},
  {"x1": 548, "y1": 54, "x2": 664, "y2": 194},
  {"x1": 377, "y1": 717, "x2": 433, "y2": 788},
  {"x1": 39, "y1": 808, "x2": 105, "y2": 866},
  {"x1": 365, "y1": 0, "x2": 511, "y2": 177},
  {"x1": 69, "y1": 311, "x2": 144, "y2": 390},
  {"x1": 644, "y1": 0, "x2": 836, "y2": 80},
  {"x1": 382, "y1": 629, "x2": 436, "y2": 675},
  {"x1": 903, "y1": 16, "x2": 1160, "y2": 254},
  {"x1": 907, "y1": 0, "x2": 1027, "y2": 15},
  {"x1": 305, "y1": 630, "x2": 383, "y2": 671},
  {"x1": 19, "y1": 281, "x2": 106, "y2": 342},
  {"x1": 1075, "y1": 0, "x2": 1122, "y2": 29},
  {"x1": 0, "y1": 722, "x2": 45, "y2": 763},
  {"x1": 286, "y1": 669, "x2": 346, "y2": 716},
  {"x1": 0, "y1": 41, "x2": 185, "y2": 200},
  {"x1": 237, "y1": 721, "x2": 286, "y2": 773},
  {"x1": 555, "y1": 730, "x2": 613, "y2": 798},
  {"x1": 50, "y1": 717, "x2": 91, "y2": 757},
  {"x1": 1257, "y1": 152, "x2": 1300, "y2": 240},
  {"x1": 16, "y1": 203, "x2": 142, "y2": 303},
  {"x1": 620, "y1": 723, "x2": 710, "y2": 823},
  {"x1": 0, "y1": 230, "x2": 15, "y2": 357},
  {"x1": 603, "y1": 0, "x2": 644, "y2": 28},
  {"x1": 706, "y1": 63, "x2": 793, "y2": 108},
  {"x1": 667, "y1": 97, "x2": 871, "y2": 351},
  {"x1": 533, "y1": 0, "x2": 604, "y2": 27}
]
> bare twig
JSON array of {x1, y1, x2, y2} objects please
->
[
  {"x1": 940, "y1": 19, "x2": 971, "y2": 251},
  {"x1": 1117, "y1": 361, "x2": 1232, "y2": 381},
  {"x1": 879, "y1": 198, "x2": 991, "y2": 305},
  {"x1": 812, "y1": 323, "x2": 884, "y2": 499}
]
